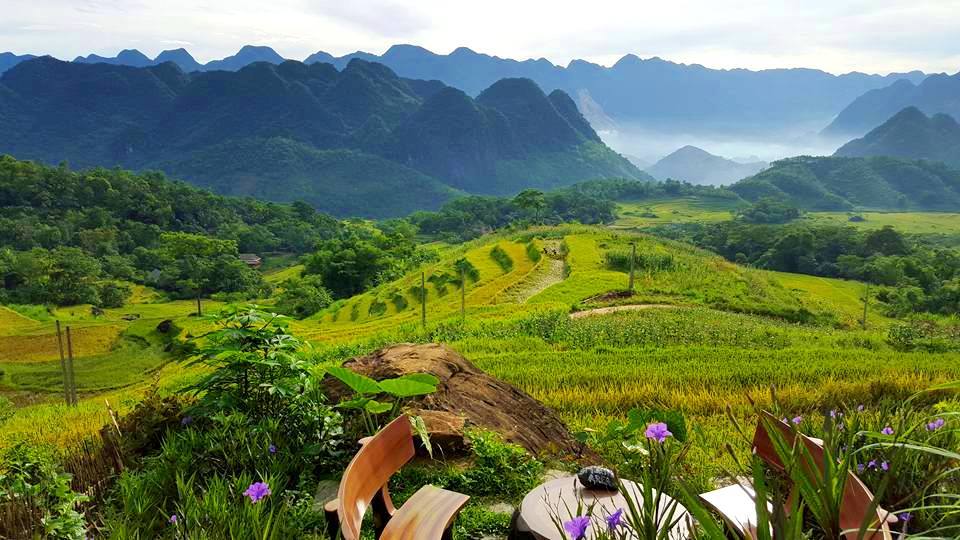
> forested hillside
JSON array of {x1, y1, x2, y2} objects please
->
[
  {"x1": 0, "y1": 156, "x2": 343, "y2": 306},
  {"x1": 0, "y1": 57, "x2": 644, "y2": 216},
  {"x1": 835, "y1": 107, "x2": 960, "y2": 167},
  {"x1": 731, "y1": 156, "x2": 960, "y2": 210}
]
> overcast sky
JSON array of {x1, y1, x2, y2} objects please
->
[{"x1": 3, "y1": 0, "x2": 959, "y2": 75}]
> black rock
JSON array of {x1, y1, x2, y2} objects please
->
[{"x1": 577, "y1": 466, "x2": 618, "y2": 491}]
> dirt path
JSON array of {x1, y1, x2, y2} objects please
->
[
  {"x1": 569, "y1": 304, "x2": 675, "y2": 319},
  {"x1": 498, "y1": 241, "x2": 566, "y2": 303}
]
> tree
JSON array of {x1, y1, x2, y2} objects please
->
[
  {"x1": 97, "y1": 281, "x2": 132, "y2": 308},
  {"x1": 156, "y1": 232, "x2": 263, "y2": 299},
  {"x1": 46, "y1": 248, "x2": 102, "y2": 305},
  {"x1": 303, "y1": 238, "x2": 391, "y2": 298},
  {"x1": 864, "y1": 226, "x2": 909, "y2": 256},
  {"x1": 513, "y1": 189, "x2": 547, "y2": 222},
  {"x1": 276, "y1": 275, "x2": 333, "y2": 318}
]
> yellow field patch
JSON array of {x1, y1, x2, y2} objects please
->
[
  {"x1": 0, "y1": 306, "x2": 43, "y2": 336},
  {"x1": 0, "y1": 324, "x2": 124, "y2": 363}
]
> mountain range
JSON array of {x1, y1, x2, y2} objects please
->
[
  {"x1": 731, "y1": 155, "x2": 960, "y2": 211},
  {"x1": 0, "y1": 56, "x2": 642, "y2": 217},
  {"x1": 823, "y1": 72, "x2": 960, "y2": 137},
  {"x1": 0, "y1": 44, "x2": 927, "y2": 137},
  {"x1": 646, "y1": 145, "x2": 767, "y2": 185},
  {"x1": 835, "y1": 107, "x2": 960, "y2": 167}
]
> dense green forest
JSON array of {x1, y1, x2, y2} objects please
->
[
  {"x1": 0, "y1": 156, "x2": 347, "y2": 306},
  {"x1": 0, "y1": 157, "x2": 646, "y2": 309},
  {"x1": 835, "y1": 107, "x2": 960, "y2": 167},
  {"x1": 732, "y1": 155, "x2": 960, "y2": 210},
  {"x1": 0, "y1": 57, "x2": 645, "y2": 217}
]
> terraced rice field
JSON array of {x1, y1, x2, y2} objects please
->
[{"x1": 3, "y1": 225, "x2": 959, "y2": 476}]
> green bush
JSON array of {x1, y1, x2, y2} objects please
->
[
  {"x1": 455, "y1": 430, "x2": 543, "y2": 500},
  {"x1": 453, "y1": 258, "x2": 480, "y2": 285},
  {"x1": 97, "y1": 281, "x2": 132, "y2": 308},
  {"x1": 605, "y1": 249, "x2": 675, "y2": 273},
  {"x1": 391, "y1": 430, "x2": 544, "y2": 504},
  {"x1": 390, "y1": 291, "x2": 408, "y2": 311},
  {"x1": 0, "y1": 444, "x2": 88, "y2": 540},
  {"x1": 526, "y1": 241, "x2": 542, "y2": 263},
  {"x1": 489, "y1": 245, "x2": 513, "y2": 273},
  {"x1": 276, "y1": 275, "x2": 333, "y2": 319},
  {"x1": 103, "y1": 430, "x2": 328, "y2": 538}
]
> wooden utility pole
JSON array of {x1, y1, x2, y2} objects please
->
[
  {"x1": 420, "y1": 272, "x2": 427, "y2": 328},
  {"x1": 861, "y1": 282, "x2": 870, "y2": 330},
  {"x1": 460, "y1": 266, "x2": 466, "y2": 321},
  {"x1": 65, "y1": 326, "x2": 78, "y2": 406},
  {"x1": 56, "y1": 321, "x2": 70, "y2": 405},
  {"x1": 628, "y1": 242, "x2": 636, "y2": 292},
  {"x1": 196, "y1": 295, "x2": 202, "y2": 317}
]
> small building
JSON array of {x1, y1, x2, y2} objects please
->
[{"x1": 239, "y1": 253, "x2": 262, "y2": 268}]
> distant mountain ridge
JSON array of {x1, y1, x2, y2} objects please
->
[
  {"x1": 731, "y1": 155, "x2": 960, "y2": 211},
  {"x1": 835, "y1": 107, "x2": 960, "y2": 167},
  {"x1": 0, "y1": 52, "x2": 36, "y2": 74},
  {"x1": 305, "y1": 45, "x2": 926, "y2": 134},
  {"x1": 0, "y1": 44, "x2": 926, "y2": 136},
  {"x1": 0, "y1": 56, "x2": 644, "y2": 217},
  {"x1": 646, "y1": 145, "x2": 767, "y2": 185},
  {"x1": 824, "y1": 72, "x2": 960, "y2": 137}
]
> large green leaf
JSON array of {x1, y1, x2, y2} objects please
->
[
  {"x1": 378, "y1": 376, "x2": 437, "y2": 398},
  {"x1": 402, "y1": 373, "x2": 440, "y2": 386},
  {"x1": 326, "y1": 366, "x2": 381, "y2": 395},
  {"x1": 365, "y1": 400, "x2": 392, "y2": 414},
  {"x1": 337, "y1": 397, "x2": 371, "y2": 410}
]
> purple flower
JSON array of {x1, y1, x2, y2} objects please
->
[
  {"x1": 829, "y1": 409, "x2": 842, "y2": 419},
  {"x1": 606, "y1": 508, "x2": 625, "y2": 532},
  {"x1": 899, "y1": 512, "x2": 912, "y2": 523},
  {"x1": 645, "y1": 422, "x2": 673, "y2": 443},
  {"x1": 243, "y1": 481, "x2": 271, "y2": 503},
  {"x1": 792, "y1": 416, "x2": 803, "y2": 425},
  {"x1": 563, "y1": 516, "x2": 591, "y2": 540},
  {"x1": 856, "y1": 463, "x2": 865, "y2": 474},
  {"x1": 881, "y1": 426, "x2": 894, "y2": 436},
  {"x1": 268, "y1": 444, "x2": 277, "y2": 454},
  {"x1": 880, "y1": 461, "x2": 889, "y2": 471},
  {"x1": 868, "y1": 459, "x2": 878, "y2": 470},
  {"x1": 181, "y1": 416, "x2": 193, "y2": 426},
  {"x1": 927, "y1": 418, "x2": 946, "y2": 431},
  {"x1": 169, "y1": 514, "x2": 178, "y2": 525}
]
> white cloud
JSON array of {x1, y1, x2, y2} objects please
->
[{"x1": 0, "y1": 0, "x2": 957, "y2": 74}]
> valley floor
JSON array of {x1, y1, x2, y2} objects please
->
[{"x1": 3, "y1": 225, "x2": 958, "y2": 482}]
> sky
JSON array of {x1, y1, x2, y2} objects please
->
[{"x1": 2, "y1": 0, "x2": 959, "y2": 75}]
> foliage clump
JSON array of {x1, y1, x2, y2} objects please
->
[{"x1": 489, "y1": 245, "x2": 514, "y2": 273}]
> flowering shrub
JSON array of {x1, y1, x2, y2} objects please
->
[{"x1": 552, "y1": 421, "x2": 700, "y2": 540}]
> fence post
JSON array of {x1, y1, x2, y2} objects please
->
[
  {"x1": 861, "y1": 282, "x2": 870, "y2": 330},
  {"x1": 628, "y1": 242, "x2": 636, "y2": 292},
  {"x1": 65, "y1": 326, "x2": 78, "y2": 406},
  {"x1": 196, "y1": 295, "x2": 202, "y2": 317},
  {"x1": 56, "y1": 320, "x2": 70, "y2": 405},
  {"x1": 421, "y1": 271, "x2": 427, "y2": 328},
  {"x1": 460, "y1": 266, "x2": 466, "y2": 321}
]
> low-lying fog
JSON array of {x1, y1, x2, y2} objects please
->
[{"x1": 601, "y1": 124, "x2": 851, "y2": 165}]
